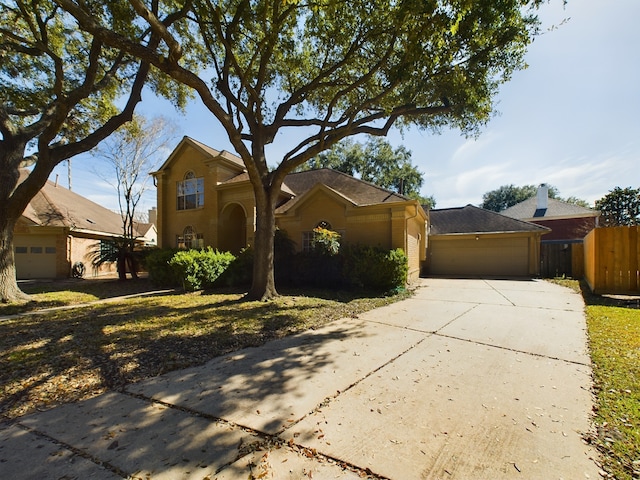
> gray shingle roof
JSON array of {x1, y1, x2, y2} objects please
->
[
  {"x1": 501, "y1": 197, "x2": 598, "y2": 220},
  {"x1": 429, "y1": 204, "x2": 549, "y2": 235},
  {"x1": 19, "y1": 169, "x2": 125, "y2": 236}
]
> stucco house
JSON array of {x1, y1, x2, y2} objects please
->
[
  {"x1": 14, "y1": 169, "x2": 126, "y2": 279},
  {"x1": 501, "y1": 184, "x2": 600, "y2": 277},
  {"x1": 426, "y1": 204, "x2": 549, "y2": 277},
  {"x1": 151, "y1": 137, "x2": 428, "y2": 282}
]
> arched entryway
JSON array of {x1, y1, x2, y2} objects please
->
[{"x1": 219, "y1": 203, "x2": 247, "y2": 254}]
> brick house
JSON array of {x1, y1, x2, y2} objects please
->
[{"x1": 14, "y1": 169, "x2": 126, "y2": 279}]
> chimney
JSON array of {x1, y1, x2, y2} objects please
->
[
  {"x1": 537, "y1": 184, "x2": 548, "y2": 210},
  {"x1": 148, "y1": 207, "x2": 157, "y2": 225}
]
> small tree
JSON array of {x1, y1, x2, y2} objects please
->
[
  {"x1": 91, "y1": 115, "x2": 177, "y2": 279},
  {"x1": 595, "y1": 187, "x2": 640, "y2": 227}
]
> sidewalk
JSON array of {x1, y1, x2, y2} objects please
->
[{"x1": 0, "y1": 278, "x2": 601, "y2": 479}]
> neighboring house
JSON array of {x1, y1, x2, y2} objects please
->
[
  {"x1": 135, "y1": 221, "x2": 158, "y2": 247},
  {"x1": 14, "y1": 169, "x2": 126, "y2": 279},
  {"x1": 151, "y1": 137, "x2": 428, "y2": 282},
  {"x1": 426, "y1": 204, "x2": 549, "y2": 277},
  {"x1": 501, "y1": 184, "x2": 600, "y2": 278}
]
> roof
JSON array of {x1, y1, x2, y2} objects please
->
[
  {"x1": 152, "y1": 136, "x2": 245, "y2": 175},
  {"x1": 501, "y1": 197, "x2": 599, "y2": 220},
  {"x1": 276, "y1": 169, "x2": 408, "y2": 213},
  {"x1": 429, "y1": 204, "x2": 550, "y2": 235},
  {"x1": 19, "y1": 169, "x2": 125, "y2": 237}
]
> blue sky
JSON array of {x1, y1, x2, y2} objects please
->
[{"x1": 51, "y1": 0, "x2": 640, "y2": 215}]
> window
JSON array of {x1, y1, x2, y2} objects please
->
[
  {"x1": 177, "y1": 226, "x2": 204, "y2": 249},
  {"x1": 45, "y1": 247, "x2": 56, "y2": 254},
  {"x1": 30, "y1": 246, "x2": 43, "y2": 254},
  {"x1": 15, "y1": 246, "x2": 27, "y2": 254},
  {"x1": 177, "y1": 171, "x2": 204, "y2": 210}
]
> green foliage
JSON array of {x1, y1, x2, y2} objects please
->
[
  {"x1": 216, "y1": 247, "x2": 255, "y2": 288},
  {"x1": 169, "y1": 248, "x2": 236, "y2": 291},
  {"x1": 481, "y1": 184, "x2": 560, "y2": 212},
  {"x1": 145, "y1": 248, "x2": 181, "y2": 286},
  {"x1": 595, "y1": 187, "x2": 640, "y2": 226},
  {"x1": 311, "y1": 227, "x2": 341, "y2": 255},
  {"x1": 342, "y1": 245, "x2": 408, "y2": 292},
  {"x1": 302, "y1": 137, "x2": 425, "y2": 198}
]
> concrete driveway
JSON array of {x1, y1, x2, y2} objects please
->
[{"x1": 0, "y1": 278, "x2": 600, "y2": 479}]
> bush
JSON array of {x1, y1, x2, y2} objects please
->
[
  {"x1": 215, "y1": 247, "x2": 254, "y2": 288},
  {"x1": 169, "y1": 248, "x2": 236, "y2": 291},
  {"x1": 145, "y1": 248, "x2": 181, "y2": 286},
  {"x1": 342, "y1": 245, "x2": 408, "y2": 291}
]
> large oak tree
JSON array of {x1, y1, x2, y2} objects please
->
[
  {"x1": 58, "y1": 0, "x2": 546, "y2": 300},
  {"x1": 0, "y1": 0, "x2": 190, "y2": 302}
]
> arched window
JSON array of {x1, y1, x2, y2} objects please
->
[
  {"x1": 177, "y1": 171, "x2": 204, "y2": 210},
  {"x1": 177, "y1": 225, "x2": 204, "y2": 249},
  {"x1": 316, "y1": 220, "x2": 332, "y2": 230}
]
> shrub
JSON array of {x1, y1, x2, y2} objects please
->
[
  {"x1": 311, "y1": 227, "x2": 341, "y2": 255},
  {"x1": 215, "y1": 247, "x2": 254, "y2": 288},
  {"x1": 145, "y1": 248, "x2": 180, "y2": 286},
  {"x1": 342, "y1": 245, "x2": 408, "y2": 291},
  {"x1": 169, "y1": 248, "x2": 236, "y2": 291}
]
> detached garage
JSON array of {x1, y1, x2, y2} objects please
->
[{"x1": 427, "y1": 205, "x2": 549, "y2": 277}]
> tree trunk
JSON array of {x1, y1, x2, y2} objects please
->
[
  {"x1": 0, "y1": 219, "x2": 30, "y2": 303},
  {"x1": 247, "y1": 183, "x2": 279, "y2": 301}
]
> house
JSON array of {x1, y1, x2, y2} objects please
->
[
  {"x1": 426, "y1": 204, "x2": 549, "y2": 277},
  {"x1": 501, "y1": 184, "x2": 600, "y2": 277},
  {"x1": 151, "y1": 137, "x2": 428, "y2": 282},
  {"x1": 14, "y1": 169, "x2": 127, "y2": 279}
]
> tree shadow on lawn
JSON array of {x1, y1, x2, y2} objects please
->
[
  {"x1": 577, "y1": 280, "x2": 640, "y2": 309},
  {"x1": 0, "y1": 290, "x2": 373, "y2": 420}
]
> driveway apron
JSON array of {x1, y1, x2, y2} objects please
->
[{"x1": 0, "y1": 278, "x2": 600, "y2": 479}]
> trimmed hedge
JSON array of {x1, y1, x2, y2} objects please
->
[
  {"x1": 341, "y1": 245, "x2": 408, "y2": 291},
  {"x1": 169, "y1": 248, "x2": 235, "y2": 291}
]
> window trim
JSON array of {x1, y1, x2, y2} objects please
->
[{"x1": 177, "y1": 171, "x2": 204, "y2": 211}]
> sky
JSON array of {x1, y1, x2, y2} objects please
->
[{"x1": 50, "y1": 0, "x2": 640, "y2": 215}]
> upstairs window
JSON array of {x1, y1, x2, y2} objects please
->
[{"x1": 177, "y1": 171, "x2": 204, "y2": 210}]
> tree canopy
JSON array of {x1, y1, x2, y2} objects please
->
[
  {"x1": 301, "y1": 137, "x2": 426, "y2": 197},
  {"x1": 480, "y1": 184, "x2": 591, "y2": 212},
  {"x1": 58, "y1": 0, "x2": 546, "y2": 300},
  {"x1": 481, "y1": 184, "x2": 559, "y2": 212},
  {"x1": 595, "y1": 187, "x2": 640, "y2": 226}
]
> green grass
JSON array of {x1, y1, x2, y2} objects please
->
[
  {"x1": 0, "y1": 278, "x2": 411, "y2": 419},
  {"x1": 551, "y1": 278, "x2": 640, "y2": 479}
]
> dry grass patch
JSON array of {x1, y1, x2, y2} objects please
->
[{"x1": 0, "y1": 280, "x2": 410, "y2": 420}]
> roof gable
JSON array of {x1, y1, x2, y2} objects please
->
[
  {"x1": 501, "y1": 197, "x2": 598, "y2": 220},
  {"x1": 429, "y1": 204, "x2": 549, "y2": 235},
  {"x1": 152, "y1": 136, "x2": 245, "y2": 175},
  {"x1": 276, "y1": 169, "x2": 406, "y2": 213}
]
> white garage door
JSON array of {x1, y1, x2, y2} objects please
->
[
  {"x1": 14, "y1": 235, "x2": 58, "y2": 279},
  {"x1": 429, "y1": 236, "x2": 530, "y2": 277}
]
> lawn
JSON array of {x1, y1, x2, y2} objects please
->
[
  {"x1": 553, "y1": 278, "x2": 640, "y2": 480},
  {"x1": 0, "y1": 278, "x2": 410, "y2": 420}
]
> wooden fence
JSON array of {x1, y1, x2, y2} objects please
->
[
  {"x1": 584, "y1": 226, "x2": 640, "y2": 294},
  {"x1": 540, "y1": 243, "x2": 584, "y2": 279}
]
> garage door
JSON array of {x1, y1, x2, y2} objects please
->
[
  {"x1": 14, "y1": 234, "x2": 58, "y2": 279},
  {"x1": 429, "y1": 236, "x2": 530, "y2": 277}
]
